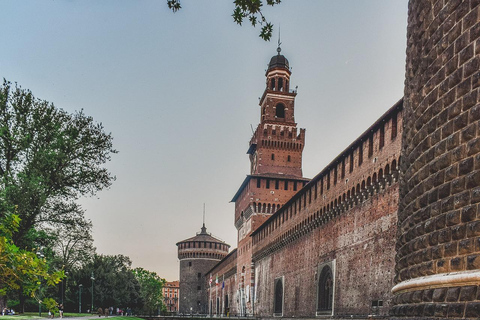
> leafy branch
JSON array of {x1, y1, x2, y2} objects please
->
[{"x1": 167, "y1": 0, "x2": 281, "y2": 41}]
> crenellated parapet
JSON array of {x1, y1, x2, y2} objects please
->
[{"x1": 251, "y1": 99, "x2": 403, "y2": 255}]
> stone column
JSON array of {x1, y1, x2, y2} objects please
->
[{"x1": 393, "y1": 0, "x2": 480, "y2": 318}]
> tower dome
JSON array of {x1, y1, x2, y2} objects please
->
[{"x1": 267, "y1": 46, "x2": 289, "y2": 72}]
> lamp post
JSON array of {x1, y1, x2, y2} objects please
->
[
  {"x1": 90, "y1": 272, "x2": 95, "y2": 313},
  {"x1": 79, "y1": 284, "x2": 83, "y2": 314}
]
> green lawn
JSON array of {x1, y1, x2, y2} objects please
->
[
  {"x1": 0, "y1": 315, "x2": 144, "y2": 320},
  {"x1": 2, "y1": 313, "x2": 93, "y2": 320}
]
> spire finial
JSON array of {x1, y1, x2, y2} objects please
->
[
  {"x1": 277, "y1": 25, "x2": 282, "y2": 55},
  {"x1": 201, "y1": 203, "x2": 207, "y2": 234}
]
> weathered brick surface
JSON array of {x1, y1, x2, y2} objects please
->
[
  {"x1": 205, "y1": 249, "x2": 238, "y2": 316},
  {"x1": 253, "y1": 185, "x2": 399, "y2": 317},
  {"x1": 247, "y1": 101, "x2": 403, "y2": 317},
  {"x1": 394, "y1": 0, "x2": 480, "y2": 318}
]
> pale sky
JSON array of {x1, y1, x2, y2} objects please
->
[{"x1": 1, "y1": 0, "x2": 408, "y2": 281}]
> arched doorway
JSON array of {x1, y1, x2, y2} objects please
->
[
  {"x1": 274, "y1": 278, "x2": 284, "y2": 316},
  {"x1": 317, "y1": 265, "x2": 333, "y2": 314}
]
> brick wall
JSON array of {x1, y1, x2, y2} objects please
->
[
  {"x1": 250, "y1": 101, "x2": 403, "y2": 318},
  {"x1": 206, "y1": 249, "x2": 238, "y2": 316},
  {"x1": 394, "y1": 1, "x2": 480, "y2": 318},
  {"x1": 253, "y1": 185, "x2": 398, "y2": 317}
]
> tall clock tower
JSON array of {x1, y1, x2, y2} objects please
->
[
  {"x1": 231, "y1": 46, "x2": 308, "y2": 316},
  {"x1": 248, "y1": 46, "x2": 305, "y2": 177}
]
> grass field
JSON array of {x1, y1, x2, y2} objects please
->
[{"x1": 0, "y1": 314, "x2": 144, "y2": 320}]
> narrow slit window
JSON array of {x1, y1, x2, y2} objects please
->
[
  {"x1": 391, "y1": 114, "x2": 397, "y2": 139},
  {"x1": 334, "y1": 166, "x2": 337, "y2": 185},
  {"x1": 358, "y1": 142, "x2": 363, "y2": 166},
  {"x1": 349, "y1": 153, "x2": 354, "y2": 173},
  {"x1": 380, "y1": 125, "x2": 385, "y2": 149},
  {"x1": 369, "y1": 136, "x2": 373, "y2": 158}
]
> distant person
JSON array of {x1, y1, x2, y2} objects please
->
[
  {"x1": 97, "y1": 307, "x2": 103, "y2": 317},
  {"x1": 104, "y1": 308, "x2": 108, "y2": 317},
  {"x1": 59, "y1": 304, "x2": 64, "y2": 318}
]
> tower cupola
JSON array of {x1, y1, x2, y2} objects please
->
[
  {"x1": 267, "y1": 46, "x2": 290, "y2": 72},
  {"x1": 265, "y1": 45, "x2": 292, "y2": 94}
]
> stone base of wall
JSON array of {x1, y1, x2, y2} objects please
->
[{"x1": 390, "y1": 285, "x2": 480, "y2": 318}]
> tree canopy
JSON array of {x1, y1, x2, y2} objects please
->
[
  {"x1": 76, "y1": 254, "x2": 142, "y2": 310},
  {"x1": 0, "y1": 211, "x2": 64, "y2": 298},
  {"x1": 132, "y1": 268, "x2": 166, "y2": 315},
  {"x1": 0, "y1": 79, "x2": 117, "y2": 249}
]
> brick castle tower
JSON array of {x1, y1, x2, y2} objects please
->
[
  {"x1": 176, "y1": 224, "x2": 230, "y2": 314},
  {"x1": 393, "y1": 0, "x2": 480, "y2": 318},
  {"x1": 231, "y1": 45, "x2": 309, "y2": 316}
]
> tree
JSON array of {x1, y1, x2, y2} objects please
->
[
  {"x1": 167, "y1": 0, "x2": 282, "y2": 41},
  {"x1": 75, "y1": 254, "x2": 142, "y2": 311},
  {"x1": 48, "y1": 212, "x2": 96, "y2": 272},
  {"x1": 132, "y1": 268, "x2": 166, "y2": 315},
  {"x1": 0, "y1": 211, "x2": 64, "y2": 306},
  {"x1": 0, "y1": 79, "x2": 117, "y2": 249}
]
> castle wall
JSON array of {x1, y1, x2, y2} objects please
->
[
  {"x1": 251, "y1": 102, "x2": 403, "y2": 317},
  {"x1": 233, "y1": 175, "x2": 309, "y2": 316},
  {"x1": 253, "y1": 185, "x2": 398, "y2": 317},
  {"x1": 394, "y1": 0, "x2": 480, "y2": 318},
  {"x1": 206, "y1": 249, "x2": 238, "y2": 316}
]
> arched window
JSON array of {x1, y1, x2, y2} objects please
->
[
  {"x1": 278, "y1": 78, "x2": 284, "y2": 91},
  {"x1": 317, "y1": 265, "x2": 333, "y2": 313},
  {"x1": 274, "y1": 278, "x2": 284, "y2": 315},
  {"x1": 275, "y1": 103, "x2": 285, "y2": 118},
  {"x1": 270, "y1": 78, "x2": 276, "y2": 90}
]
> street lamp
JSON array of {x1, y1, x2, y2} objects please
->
[
  {"x1": 78, "y1": 284, "x2": 83, "y2": 314},
  {"x1": 90, "y1": 272, "x2": 95, "y2": 313}
]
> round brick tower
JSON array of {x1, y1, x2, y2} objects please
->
[
  {"x1": 393, "y1": 1, "x2": 480, "y2": 318},
  {"x1": 177, "y1": 224, "x2": 230, "y2": 315}
]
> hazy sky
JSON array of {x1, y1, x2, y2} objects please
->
[{"x1": 1, "y1": 1, "x2": 408, "y2": 281}]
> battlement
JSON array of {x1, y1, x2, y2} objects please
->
[
  {"x1": 250, "y1": 124, "x2": 306, "y2": 150},
  {"x1": 251, "y1": 99, "x2": 403, "y2": 249}
]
